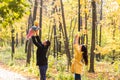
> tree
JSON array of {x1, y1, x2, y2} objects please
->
[
  {"x1": 21, "y1": 27, "x2": 24, "y2": 45},
  {"x1": 96, "y1": 0, "x2": 103, "y2": 61},
  {"x1": 0, "y1": 0, "x2": 29, "y2": 27},
  {"x1": 78, "y1": 0, "x2": 83, "y2": 43},
  {"x1": 0, "y1": 0, "x2": 29, "y2": 60},
  {"x1": 39, "y1": 0, "x2": 43, "y2": 38},
  {"x1": 78, "y1": 0, "x2": 81, "y2": 32},
  {"x1": 26, "y1": 0, "x2": 38, "y2": 65},
  {"x1": 11, "y1": 26, "x2": 15, "y2": 60},
  {"x1": 84, "y1": 0, "x2": 88, "y2": 47},
  {"x1": 26, "y1": 12, "x2": 33, "y2": 65},
  {"x1": 60, "y1": 0, "x2": 71, "y2": 69},
  {"x1": 89, "y1": 0, "x2": 97, "y2": 73}
]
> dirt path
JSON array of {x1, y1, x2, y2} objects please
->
[
  {"x1": 0, "y1": 68, "x2": 29, "y2": 80},
  {"x1": 0, "y1": 62, "x2": 36, "y2": 80}
]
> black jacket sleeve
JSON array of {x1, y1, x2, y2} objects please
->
[
  {"x1": 32, "y1": 36, "x2": 43, "y2": 48},
  {"x1": 36, "y1": 36, "x2": 41, "y2": 43}
]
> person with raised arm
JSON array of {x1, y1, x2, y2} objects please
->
[
  {"x1": 71, "y1": 34, "x2": 88, "y2": 80},
  {"x1": 31, "y1": 25, "x2": 50, "y2": 80}
]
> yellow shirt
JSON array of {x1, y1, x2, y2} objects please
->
[{"x1": 71, "y1": 44, "x2": 83, "y2": 74}]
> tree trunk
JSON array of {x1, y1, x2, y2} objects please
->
[
  {"x1": 58, "y1": 21, "x2": 62, "y2": 53},
  {"x1": 85, "y1": 0, "x2": 88, "y2": 47},
  {"x1": 72, "y1": 18, "x2": 77, "y2": 57},
  {"x1": 78, "y1": 0, "x2": 80, "y2": 31},
  {"x1": 39, "y1": 0, "x2": 43, "y2": 39},
  {"x1": 26, "y1": 0, "x2": 38, "y2": 65},
  {"x1": 80, "y1": 16, "x2": 84, "y2": 44},
  {"x1": 26, "y1": 13, "x2": 32, "y2": 65},
  {"x1": 21, "y1": 27, "x2": 24, "y2": 45},
  {"x1": 25, "y1": 13, "x2": 32, "y2": 53},
  {"x1": 97, "y1": 0, "x2": 103, "y2": 61},
  {"x1": 95, "y1": 4, "x2": 98, "y2": 61},
  {"x1": 33, "y1": 0, "x2": 38, "y2": 24},
  {"x1": 112, "y1": 21, "x2": 116, "y2": 63},
  {"x1": 25, "y1": 40, "x2": 28, "y2": 53},
  {"x1": 53, "y1": 24, "x2": 56, "y2": 58},
  {"x1": 78, "y1": 0, "x2": 81, "y2": 43},
  {"x1": 89, "y1": 0, "x2": 96, "y2": 73},
  {"x1": 26, "y1": 39, "x2": 32, "y2": 65},
  {"x1": 54, "y1": 25, "x2": 59, "y2": 58},
  {"x1": 60, "y1": 0, "x2": 71, "y2": 69},
  {"x1": 16, "y1": 33, "x2": 18, "y2": 47},
  {"x1": 47, "y1": 23, "x2": 54, "y2": 58},
  {"x1": 11, "y1": 28, "x2": 15, "y2": 60}
]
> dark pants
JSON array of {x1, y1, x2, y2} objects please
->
[
  {"x1": 75, "y1": 73, "x2": 81, "y2": 80},
  {"x1": 39, "y1": 65, "x2": 48, "y2": 80}
]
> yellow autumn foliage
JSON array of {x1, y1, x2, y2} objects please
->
[
  {"x1": 84, "y1": 9, "x2": 89, "y2": 14},
  {"x1": 95, "y1": 37, "x2": 120, "y2": 55},
  {"x1": 94, "y1": 45, "x2": 111, "y2": 55},
  {"x1": 116, "y1": 0, "x2": 120, "y2": 5}
]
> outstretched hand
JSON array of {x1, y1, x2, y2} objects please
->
[
  {"x1": 75, "y1": 34, "x2": 79, "y2": 38},
  {"x1": 35, "y1": 30, "x2": 39, "y2": 36},
  {"x1": 33, "y1": 27, "x2": 41, "y2": 36},
  {"x1": 74, "y1": 33, "x2": 80, "y2": 44},
  {"x1": 75, "y1": 34, "x2": 80, "y2": 39}
]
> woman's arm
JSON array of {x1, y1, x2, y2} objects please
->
[
  {"x1": 73, "y1": 34, "x2": 80, "y2": 53},
  {"x1": 74, "y1": 34, "x2": 79, "y2": 44}
]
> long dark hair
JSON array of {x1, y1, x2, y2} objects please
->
[{"x1": 81, "y1": 45, "x2": 88, "y2": 65}]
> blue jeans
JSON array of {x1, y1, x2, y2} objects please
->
[
  {"x1": 75, "y1": 73, "x2": 81, "y2": 80},
  {"x1": 39, "y1": 65, "x2": 48, "y2": 80}
]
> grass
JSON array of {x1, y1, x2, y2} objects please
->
[{"x1": 0, "y1": 44, "x2": 120, "y2": 80}]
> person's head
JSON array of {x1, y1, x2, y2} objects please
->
[
  {"x1": 34, "y1": 20, "x2": 39, "y2": 27},
  {"x1": 43, "y1": 40, "x2": 51, "y2": 47},
  {"x1": 81, "y1": 45, "x2": 88, "y2": 65}
]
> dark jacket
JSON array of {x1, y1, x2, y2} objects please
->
[{"x1": 32, "y1": 36, "x2": 48, "y2": 66}]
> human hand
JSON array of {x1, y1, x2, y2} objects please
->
[
  {"x1": 33, "y1": 30, "x2": 36, "y2": 36},
  {"x1": 75, "y1": 34, "x2": 79, "y2": 39},
  {"x1": 35, "y1": 30, "x2": 39, "y2": 36}
]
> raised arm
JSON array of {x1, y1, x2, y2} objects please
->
[
  {"x1": 73, "y1": 34, "x2": 80, "y2": 53},
  {"x1": 36, "y1": 36, "x2": 41, "y2": 43},
  {"x1": 35, "y1": 30, "x2": 41, "y2": 43},
  {"x1": 74, "y1": 34, "x2": 79, "y2": 44},
  {"x1": 32, "y1": 36, "x2": 43, "y2": 48}
]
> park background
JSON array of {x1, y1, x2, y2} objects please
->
[{"x1": 0, "y1": 0, "x2": 120, "y2": 80}]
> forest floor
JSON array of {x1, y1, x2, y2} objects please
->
[
  {"x1": 0, "y1": 62, "x2": 37, "y2": 80},
  {"x1": 0, "y1": 61, "x2": 120, "y2": 80},
  {"x1": 87, "y1": 62, "x2": 120, "y2": 80}
]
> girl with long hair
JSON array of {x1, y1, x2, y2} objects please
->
[{"x1": 71, "y1": 34, "x2": 88, "y2": 80}]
